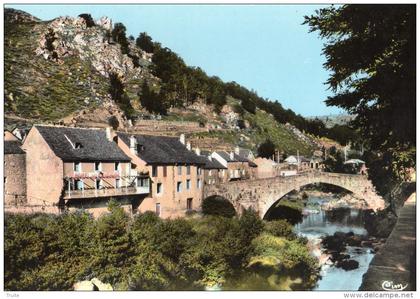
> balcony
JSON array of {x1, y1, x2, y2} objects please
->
[{"x1": 63, "y1": 186, "x2": 150, "y2": 200}]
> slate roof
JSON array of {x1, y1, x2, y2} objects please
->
[
  {"x1": 4, "y1": 141, "x2": 25, "y2": 155},
  {"x1": 216, "y1": 151, "x2": 250, "y2": 163},
  {"x1": 201, "y1": 156, "x2": 227, "y2": 169},
  {"x1": 216, "y1": 151, "x2": 235, "y2": 162},
  {"x1": 238, "y1": 148, "x2": 253, "y2": 159},
  {"x1": 35, "y1": 126, "x2": 131, "y2": 162},
  {"x1": 118, "y1": 133, "x2": 206, "y2": 165}
]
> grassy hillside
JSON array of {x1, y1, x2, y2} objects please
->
[
  {"x1": 5, "y1": 20, "x2": 108, "y2": 120},
  {"x1": 189, "y1": 109, "x2": 314, "y2": 156}
]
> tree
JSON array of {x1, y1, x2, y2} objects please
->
[
  {"x1": 139, "y1": 81, "x2": 167, "y2": 115},
  {"x1": 257, "y1": 139, "x2": 276, "y2": 158},
  {"x1": 201, "y1": 196, "x2": 236, "y2": 218},
  {"x1": 112, "y1": 23, "x2": 129, "y2": 55},
  {"x1": 90, "y1": 200, "x2": 133, "y2": 287},
  {"x1": 78, "y1": 14, "x2": 95, "y2": 27},
  {"x1": 304, "y1": 5, "x2": 416, "y2": 188},
  {"x1": 109, "y1": 72, "x2": 135, "y2": 118},
  {"x1": 136, "y1": 32, "x2": 154, "y2": 53},
  {"x1": 323, "y1": 146, "x2": 345, "y2": 173}
]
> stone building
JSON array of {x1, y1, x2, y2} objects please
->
[
  {"x1": 22, "y1": 125, "x2": 143, "y2": 217},
  {"x1": 198, "y1": 150, "x2": 228, "y2": 185},
  {"x1": 284, "y1": 155, "x2": 311, "y2": 171},
  {"x1": 4, "y1": 138, "x2": 26, "y2": 206},
  {"x1": 253, "y1": 157, "x2": 280, "y2": 179},
  {"x1": 310, "y1": 156, "x2": 324, "y2": 170},
  {"x1": 211, "y1": 151, "x2": 256, "y2": 181},
  {"x1": 235, "y1": 146, "x2": 255, "y2": 161},
  {"x1": 115, "y1": 132, "x2": 206, "y2": 218}
]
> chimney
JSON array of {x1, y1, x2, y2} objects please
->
[
  {"x1": 195, "y1": 147, "x2": 201, "y2": 156},
  {"x1": 230, "y1": 151, "x2": 234, "y2": 160},
  {"x1": 179, "y1": 133, "x2": 185, "y2": 145},
  {"x1": 105, "y1": 127, "x2": 112, "y2": 141},
  {"x1": 186, "y1": 142, "x2": 191, "y2": 151},
  {"x1": 235, "y1": 146, "x2": 240, "y2": 155},
  {"x1": 130, "y1": 136, "x2": 136, "y2": 153}
]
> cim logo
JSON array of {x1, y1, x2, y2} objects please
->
[{"x1": 381, "y1": 280, "x2": 408, "y2": 291}]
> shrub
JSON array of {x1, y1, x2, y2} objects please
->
[
  {"x1": 201, "y1": 196, "x2": 236, "y2": 218},
  {"x1": 264, "y1": 220, "x2": 296, "y2": 240},
  {"x1": 78, "y1": 14, "x2": 95, "y2": 27}
]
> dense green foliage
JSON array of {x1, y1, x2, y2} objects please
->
[
  {"x1": 305, "y1": 5, "x2": 416, "y2": 195},
  {"x1": 109, "y1": 72, "x2": 135, "y2": 118},
  {"x1": 78, "y1": 14, "x2": 95, "y2": 27},
  {"x1": 111, "y1": 23, "x2": 130, "y2": 55},
  {"x1": 136, "y1": 32, "x2": 154, "y2": 53},
  {"x1": 257, "y1": 139, "x2": 276, "y2": 159},
  {"x1": 201, "y1": 196, "x2": 237, "y2": 218},
  {"x1": 5, "y1": 202, "x2": 318, "y2": 291},
  {"x1": 139, "y1": 81, "x2": 167, "y2": 115}
]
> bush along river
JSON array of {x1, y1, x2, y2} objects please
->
[{"x1": 293, "y1": 191, "x2": 387, "y2": 291}]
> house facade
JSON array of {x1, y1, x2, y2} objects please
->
[
  {"x1": 22, "y1": 125, "x2": 145, "y2": 217},
  {"x1": 115, "y1": 132, "x2": 206, "y2": 218},
  {"x1": 211, "y1": 151, "x2": 256, "y2": 181},
  {"x1": 198, "y1": 150, "x2": 228, "y2": 185},
  {"x1": 4, "y1": 138, "x2": 27, "y2": 206}
]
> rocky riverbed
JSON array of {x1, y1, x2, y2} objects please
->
[{"x1": 294, "y1": 194, "x2": 386, "y2": 290}]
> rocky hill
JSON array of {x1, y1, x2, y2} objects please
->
[
  {"x1": 4, "y1": 8, "x2": 323, "y2": 156},
  {"x1": 307, "y1": 114, "x2": 355, "y2": 128}
]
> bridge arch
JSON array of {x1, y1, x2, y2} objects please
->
[
  {"x1": 203, "y1": 172, "x2": 385, "y2": 219},
  {"x1": 262, "y1": 182, "x2": 368, "y2": 221}
]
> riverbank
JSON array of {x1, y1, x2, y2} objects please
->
[{"x1": 360, "y1": 192, "x2": 416, "y2": 291}]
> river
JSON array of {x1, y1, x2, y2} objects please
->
[{"x1": 294, "y1": 196, "x2": 375, "y2": 291}]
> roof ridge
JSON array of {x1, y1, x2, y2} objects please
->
[{"x1": 35, "y1": 124, "x2": 105, "y2": 131}]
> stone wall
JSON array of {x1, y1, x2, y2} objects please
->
[
  {"x1": 4, "y1": 153, "x2": 26, "y2": 205},
  {"x1": 129, "y1": 120, "x2": 209, "y2": 135},
  {"x1": 203, "y1": 172, "x2": 385, "y2": 218},
  {"x1": 22, "y1": 127, "x2": 64, "y2": 205}
]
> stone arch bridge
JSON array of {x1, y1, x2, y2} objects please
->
[{"x1": 203, "y1": 172, "x2": 385, "y2": 219}]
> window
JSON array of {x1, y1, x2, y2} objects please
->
[
  {"x1": 137, "y1": 177, "x2": 149, "y2": 188},
  {"x1": 177, "y1": 182, "x2": 182, "y2": 192},
  {"x1": 187, "y1": 198, "x2": 193, "y2": 211},
  {"x1": 95, "y1": 179, "x2": 102, "y2": 190},
  {"x1": 197, "y1": 179, "x2": 201, "y2": 189},
  {"x1": 186, "y1": 179, "x2": 191, "y2": 190},
  {"x1": 74, "y1": 162, "x2": 81, "y2": 172},
  {"x1": 157, "y1": 183, "x2": 163, "y2": 194},
  {"x1": 209, "y1": 170, "x2": 212, "y2": 176},
  {"x1": 177, "y1": 165, "x2": 182, "y2": 175},
  {"x1": 116, "y1": 178, "x2": 121, "y2": 188},
  {"x1": 95, "y1": 162, "x2": 101, "y2": 172},
  {"x1": 163, "y1": 166, "x2": 167, "y2": 177},
  {"x1": 115, "y1": 162, "x2": 120, "y2": 172},
  {"x1": 156, "y1": 203, "x2": 161, "y2": 217},
  {"x1": 152, "y1": 166, "x2": 158, "y2": 177},
  {"x1": 197, "y1": 167, "x2": 201, "y2": 175},
  {"x1": 76, "y1": 179, "x2": 84, "y2": 191},
  {"x1": 186, "y1": 165, "x2": 191, "y2": 175},
  {"x1": 75, "y1": 142, "x2": 83, "y2": 149}
]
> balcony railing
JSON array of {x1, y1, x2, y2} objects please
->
[{"x1": 63, "y1": 186, "x2": 150, "y2": 200}]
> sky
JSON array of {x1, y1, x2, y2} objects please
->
[{"x1": 6, "y1": 4, "x2": 343, "y2": 117}]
